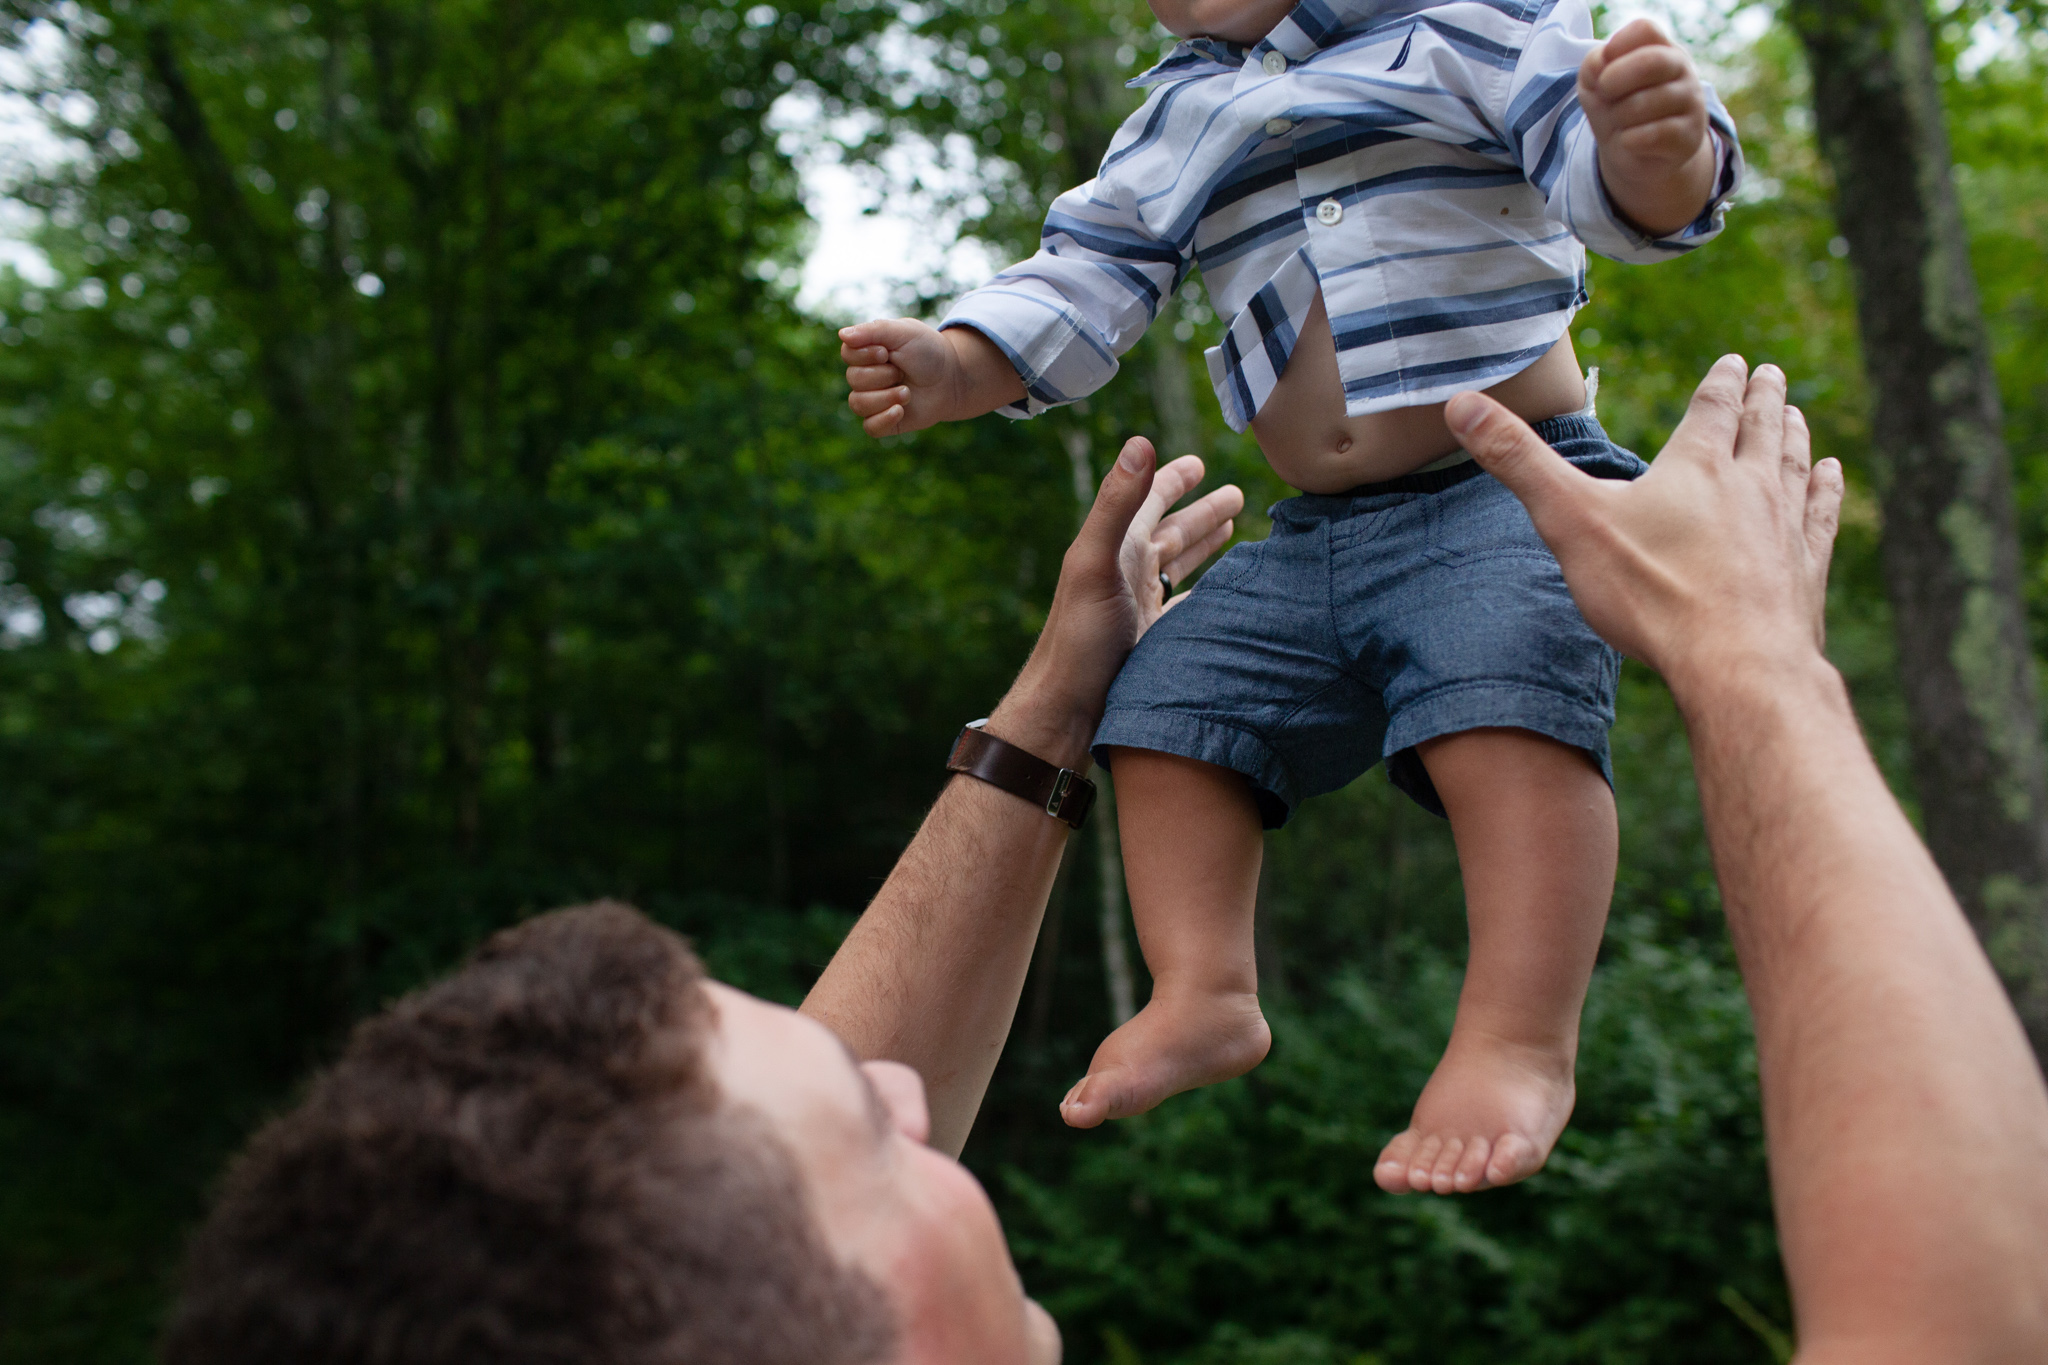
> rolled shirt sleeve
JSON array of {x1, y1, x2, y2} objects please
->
[
  {"x1": 939, "y1": 92, "x2": 1195, "y2": 419},
  {"x1": 1504, "y1": 0, "x2": 1744, "y2": 263}
]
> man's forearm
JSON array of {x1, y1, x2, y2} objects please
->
[
  {"x1": 800, "y1": 675, "x2": 1093, "y2": 1158},
  {"x1": 1677, "y1": 658, "x2": 2048, "y2": 1360},
  {"x1": 803, "y1": 776, "x2": 1066, "y2": 1157}
]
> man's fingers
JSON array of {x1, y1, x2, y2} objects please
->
[
  {"x1": 1164, "y1": 521, "x2": 1233, "y2": 583},
  {"x1": 1155, "y1": 484, "x2": 1244, "y2": 559},
  {"x1": 1663, "y1": 354, "x2": 1750, "y2": 470},
  {"x1": 1805, "y1": 453, "x2": 1844, "y2": 648},
  {"x1": 1784, "y1": 403, "x2": 1814, "y2": 473},
  {"x1": 1131, "y1": 455, "x2": 1206, "y2": 559},
  {"x1": 1145, "y1": 454, "x2": 1207, "y2": 520},
  {"x1": 1805, "y1": 451, "x2": 1843, "y2": 564},
  {"x1": 1781, "y1": 401, "x2": 1813, "y2": 497},
  {"x1": 1447, "y1": 390, "x2": 1595, "y2": 535},
  {"x1": 1734, "y1": 364, "x2": 1787, "y2": 477}
]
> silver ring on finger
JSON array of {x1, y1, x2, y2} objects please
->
[{"x1": 1158, "y1": 571, "x2": 1172, "y2": 602}]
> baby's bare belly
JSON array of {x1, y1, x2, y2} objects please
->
[{"x1": 1251, "y1": 291, "x2": 1587, "y2": 495}]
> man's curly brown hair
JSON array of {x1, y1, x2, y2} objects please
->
[{"x1": 163, "y1": 901, "x2": 897, "y2": 1365}]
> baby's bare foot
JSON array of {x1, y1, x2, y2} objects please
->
[
  {"x1": 1060, "y1": 990, "x2": 1271, "y2": 1128},
  {"x1": 1373, "y1": 1029, "x2": 1576, "y2": 1195}
]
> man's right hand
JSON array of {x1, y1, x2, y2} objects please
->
[
  {"x1": 840, "y1": 318, "x2": 1026, "y2": 438},
  {"x1": 1444, "y1": 355, "x2": 1844, "y2": 700},
  {"x1": 1450, "y1": 359, "x2": 2048, "y2": 1364}
]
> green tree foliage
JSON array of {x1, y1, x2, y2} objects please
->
[
  {"x1": 0, "y1": 0, "x2": 1080, "y2": 1352},
  {"x1": 1, "y1": 0, "x2": 2045, "y2": 1362}
]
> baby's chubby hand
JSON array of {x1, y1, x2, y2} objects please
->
[
  {"x1": 840, "y1": 318, "x2": 1028, "y2": 438},
  {"x1": 840, "y1": 318, "x2": 959, "y2": 438},
  {"x1": 1578, "y1": 18, "x2": 1716, "y2": 236}
]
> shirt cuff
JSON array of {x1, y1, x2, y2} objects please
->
[
  {"x1": 940, "y1": 283, "x2": 1122, "y2": 419},
  {"x1": 1593, "y1": 114, "x2": 1743, "y2": 257},
  {"x1": 1569, "y1": 97, "x2": 1743, "y2": 263}
]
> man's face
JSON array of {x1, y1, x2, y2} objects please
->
[
  {"x1": 1147, "y1": 0, "x2": 1298, "y2": 44},
  {"x1": 706, "y1": 985, "x2": 1062, "y2": 1365}
]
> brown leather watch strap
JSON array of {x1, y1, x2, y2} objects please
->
[{"x1": 946, "y1": 721, "x2": 1096, "y2": 829}]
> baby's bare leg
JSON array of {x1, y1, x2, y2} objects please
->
[
  {"x1": 1374, "y1": 727, "x2": 1617, "y2": 1194},
  {"x1": 1059, "y1": 748, "x2": 1273, "y2": 1128}
]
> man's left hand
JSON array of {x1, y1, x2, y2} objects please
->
[{"x1": 990, "y1": 437, "x2": 1242, "y2": 771}]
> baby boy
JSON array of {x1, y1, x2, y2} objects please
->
[{"x1": 841, "y1": 0, "x2": 1741, "y2": 1195}]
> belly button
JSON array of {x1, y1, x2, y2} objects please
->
[{"x1": 1335, "y1": 435, "x2": 1353, "y2": 454}]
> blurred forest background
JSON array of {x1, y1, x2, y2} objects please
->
[{"x1": 0, "y1": 0, "x2": 2044, "y2": 1360}]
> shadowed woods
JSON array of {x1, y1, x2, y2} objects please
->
[{"x1": 1, "y1": 1, "x2": 2046, "y2": 1362}]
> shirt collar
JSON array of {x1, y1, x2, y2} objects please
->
[
  {"x1": 1128, "y1": 0, "x2": 1418, "y2": 87},
  {"x1": 1128, "y1": 37, "x2": 1244, "y2": 88}
]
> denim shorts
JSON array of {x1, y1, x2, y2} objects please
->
[{"x1": 1092, "y1": 412, "x2": 1645, "y2": 829}]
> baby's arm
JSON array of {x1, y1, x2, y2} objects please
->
[
  {"x1": 840, "y1": 78, "x2": 1197, "y2": 442},
  {"x1": 840, "y1": 318, "x2": 1025, "y2": 440},
  {"x1": 1577, "y1": 19, "x2": 1719, "y2": 238}
]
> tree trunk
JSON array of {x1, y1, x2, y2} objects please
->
[
  {"x1": 1024, "y1": 840, "x2": 1077, "y2": 1049},
  {"x1": 1093, "y1": 778, "x2": 1138, "y2": 1027},
  {"x1": 1064, "y1": 426, "x2": 1139, "y2": 1027},
  {"x1": 1792, "y1": 0, "x2": 2048, "y2": 1060},
  {"x1": 1149, "y1": 325, "x2": 1207, "y2": 465}
]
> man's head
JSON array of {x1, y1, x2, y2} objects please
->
[{"x1": 165, "y1": 902, "x2": 1056, "y2": 1364}]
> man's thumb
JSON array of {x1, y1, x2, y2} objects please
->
[
  {"x1": 1073, "y1": 436, "x2": 1155, "y2": 560},
  {"x1": 1447, "y1": 391, "x2": 1585, "y2": 529}
]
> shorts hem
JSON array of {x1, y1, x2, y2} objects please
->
[
  {"x1": 1383, "y1": 680, "x2": 1616, "y2": 786},
  {"x1": 1091, "y1": 709, "x2": 1298, "y2": 829}
]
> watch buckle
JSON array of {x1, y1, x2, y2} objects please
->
[{"x1": 1045, "y1": 769, "x2": 1073, "y2": 818}]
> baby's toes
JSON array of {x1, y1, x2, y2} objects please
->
[
  {"x1": 1429, "y1": 1137, "x2": 1468, "y2": 1195},
  {"x1": 1453, "y1": 1136, "x2": 1493, "y2": 1193},
  {"x1": 1405, "y1": 1134, "x2": 1446, "y2": 1193},
  {"x1": 1375, "y1": 1130, "x2": 1421, "y2": 1193},
  {"x1": 1486, "y1": 1132, "x2": 1542, "y2": 1189}
]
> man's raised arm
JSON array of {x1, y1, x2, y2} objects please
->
[
  {"x1": 1450, "y1": 358, "x2": 2048, "y2": 1362},
  {"x1": 802, "y1": 438, "x2": 1242, "y2": 1156}
]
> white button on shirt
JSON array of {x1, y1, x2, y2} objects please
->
[
  {"x1": 1264, "y1": 117, "x2": 1293, "y2": 136},
  {"x1": 1315, "y1": 199, "x2": 1343, "y2": 227},
  {"x1": 1260, "y1": 49, "x2": 1287, "y2": 75}
]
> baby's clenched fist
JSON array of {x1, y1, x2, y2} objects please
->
[
  {"x1": 1578, "y1": 18, "x2": 1716, "y2": 237},
  {"x1": 840, "y1": 317, "x2": 958, "y2": 438},
  {"x1": 839, "y1": 319, "x2": 1027, "y2": 439}
]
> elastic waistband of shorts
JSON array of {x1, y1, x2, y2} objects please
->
[{"x1": 1320, "y1": 411, "x2": 1612, "y2": 499}]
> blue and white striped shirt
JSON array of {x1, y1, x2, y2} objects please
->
[{"x1": 941, "y1": 0, "x2": 1742, "y2": 432}]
